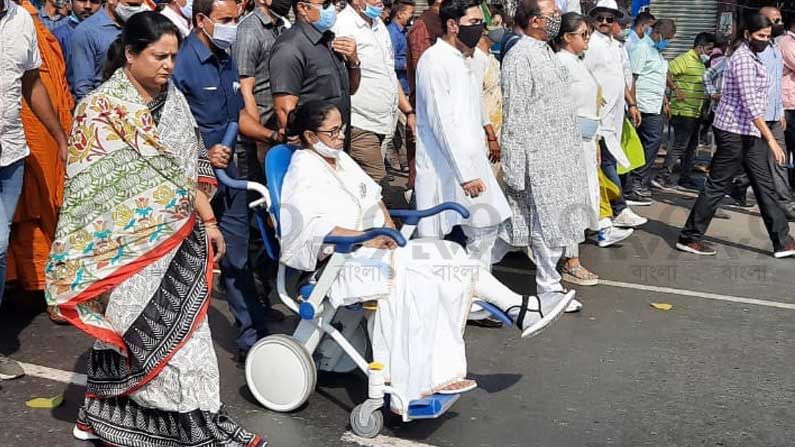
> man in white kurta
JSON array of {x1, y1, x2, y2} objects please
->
[{"x1": 414, "y1": 21, "x2": 510, "y2": 271}]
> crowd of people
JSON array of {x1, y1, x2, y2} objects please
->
[{"x1": 2, "y1": 0, "x2": 795, "y2": 444}]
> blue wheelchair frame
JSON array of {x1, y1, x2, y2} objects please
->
[{"x1": 213, "y1": 124, "x2": 508, "y2": 437}]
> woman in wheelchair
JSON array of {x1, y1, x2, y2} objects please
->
[{"x1": 278, "y1": 101, "x2": 574, "y2": 407}]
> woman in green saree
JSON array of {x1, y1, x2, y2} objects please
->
[{"x1": 45, "y1": 12, "x2": 265, "y2": 446}]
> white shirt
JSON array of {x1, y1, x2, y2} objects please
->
[
  {"x1": 583, "y1": 31, "x2": 630, "y2": 167},
  {"x1": 415, "y1": 39, "x2": 510, "y2": 237},
  {"x1": 557, "y1": 51, "x2": 601, "y2": 120},
  {"x1": 0, "y1": 0, "x2": 41, "y2": 167},
  {"x1": 332, "y1": 6, "x2": 398, "y2": 135},
  {"x1": 160, "y1": 6, "x2": 190, "y2": 38}
]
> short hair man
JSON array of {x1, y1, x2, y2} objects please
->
[
  {"x1": 270, "y1": 0, "x2": 362, "y2": 145},
  {"x1": 173, "y1": 0, "x2": 281, "y2": 357},
  {"x1": 69, "y1": 0, "x2": 151, "y2": 100},
  {"x1": 624, "y1": 18, "x2": 676, "y2": 202},
  {"x1": 656, "y1": 32, "x2": 715, "y2": 190},
  {"x1": 39, "y1": 0, "x2": 68, "y2": 30},
  {"x1": 625, "y1": 10, "x2": 654, "y2": 55},
  {"x1": 52, "y1": 0, "x2": 101, "y2": 71},
  {"x1": 332, "y1": 0, "x2": 416, "y2": 183},
  {"x1": 415, "y1": 0, "x2": 510, "y2": 282}
]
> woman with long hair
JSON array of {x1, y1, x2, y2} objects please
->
[
  {"x1": 46, "y1": 12, "x2": 265, "y2": 446},
  {"x1": 677, "y1": 13, "x2": 795, "y2": 258}
]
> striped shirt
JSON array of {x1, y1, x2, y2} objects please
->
[
  {"x1": 669, "y1": 49, "x2": 707, "y2": 118},
  {"x1": 713, "y1": 43, "x2": 770, "y2": 137}
]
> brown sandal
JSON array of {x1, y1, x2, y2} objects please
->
[{"x1": 561, "y1": 264, "x2": 599, "y2": 287}]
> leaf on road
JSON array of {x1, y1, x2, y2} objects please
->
[
  {"x1": 25, "y1": 394, "x2": 64, "y2": 409},
  {"x1": 650, "y1": 303, "x2": 673, "y2": 311}
]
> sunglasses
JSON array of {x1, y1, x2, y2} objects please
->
[
  {"x1": 568, "y1": 30, "x2": 591, "y2": 39},
  {"x1": 595, "y1": 15, "x2": 615, "y2": 24}
]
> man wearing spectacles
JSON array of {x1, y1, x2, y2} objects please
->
[
  {"x1": 583, "y1": 0, "x2": 648, "y2": 230},
  {"x1": 52, "y1": 0, "x2": 101, "y2": 73}
]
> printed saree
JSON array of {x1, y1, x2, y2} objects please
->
[{"x1": 45, "y1": 69, "x2": 264, "y2": 447}]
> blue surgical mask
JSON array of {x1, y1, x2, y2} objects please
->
[
  {"x1": 310, "y1": 3, "x2": 337, "y2": 33},
  {"x1": 363, "y1": 3, "x2": 382, "y2": 20},
  {"x1": 70, "y1": 11, "x2": 81, "y2": 23},
  {"x1": 180, "y1": 0, "x2": 193, "y2": 19},
  {"x1": 655, "y1": 38, "x2": 670, "y2": 51}
]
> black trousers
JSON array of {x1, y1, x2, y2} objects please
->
[
  {"x1": 663, "y1": 115, "x2": 701, "y2": 183},
  {"x1": 680, "y1": 127, "x2": 793, "y2": 251}
]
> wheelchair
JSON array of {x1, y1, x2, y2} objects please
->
[{"x1": 214, "y1": 125, "x2": 513, "y2": 438}]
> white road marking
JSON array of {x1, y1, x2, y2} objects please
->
[
  {"x1": 492, "y1": 265, "x2": 795, "y2": 311},
  {"x1": 341, "y1": 431, "x2": 438, "y2": 447},
  {"x1": 17, "y1": 361, "x2": 87, "y2": 386},
  {"x1": 597, "y1": 279, "x2": 795, "y2": 310}
]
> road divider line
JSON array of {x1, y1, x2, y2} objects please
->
[
  {"x1": 493, "y1": 266, "x2": 795, "y2": 311},
  {"x1": 18, "y1": 361, "x2": 87, "y2": 386},
  {"x1": 341, "y1": 431, "x2": 438, "y2": 447}
]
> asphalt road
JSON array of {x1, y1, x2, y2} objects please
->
[{"x1": 1, "y1": 185, "x2": 794, "y2": 447}]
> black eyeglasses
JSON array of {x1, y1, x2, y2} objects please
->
[
  {"x1": 315, "y1": 124, "x2": 347, "y2": 139},
  {"x1": 595, "y1": 15, "x2": 615, "y2": 24}
]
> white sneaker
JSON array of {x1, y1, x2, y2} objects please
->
[
  {"x1": 565, "y1": 297, "x2": 583, "y2": 313},
  {"x1": 597, "y1": 226, "x2": 634, "y2": 248},
  {"x1": 513, "y1": 290, "x2": 575, "y2": 339},
  {"x1": 403, "y1": 188, "x2": 413, "y2": 204},
  {"x1": 73, "y1": 425, "x2": 99, "y2": 441},
  {"x1": 0, "y1": 354, "x2": 24, "y2": 380},
  {"x1": 613, "y1": 208, "x2": 648, "y2": 228}
]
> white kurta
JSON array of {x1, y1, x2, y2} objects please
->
[
  {"x1": 279, "y1": 149, "x2": 478, "y2": 409},
  {"x1": 557, "y1": 51, "x2": 601, "y2": 230},
  {"x1": 583, "y1": 31, "x2": 630, "y2": 168},
  {"x1": 414, "y1": 39, "x2": 511, "y2": 238}
]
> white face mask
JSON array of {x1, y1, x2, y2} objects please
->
[
  {"x1": 115, "y1": 2, "x2": 150, "y2": 23},
  {"x1": 202, "y1": 18, "x2": 238, "y2": 50},
  {"x1": 180, "y1": 0, "x2": 193, "y2": 19},
  {"x1": 312, "y1": 140, "x2": 341, "y2": 159}
]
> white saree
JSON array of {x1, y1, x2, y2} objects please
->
[{"x1": 279, "y1": 149, "x2": 479, "y2": 410}]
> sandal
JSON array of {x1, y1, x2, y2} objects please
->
[
  {"x1": 504, "y1": 292, "x2": 575, "y2": 339},
  {"x1": 437, "y1": 379, "x2": 478, "y2": 395},
  {"x1": 47, "y1": 306, "x2": 69, "y2": 325},
  {"x1": 561, "y1": 264, "x2": 599, "y2": 286}
]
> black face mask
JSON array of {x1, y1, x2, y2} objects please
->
[
  {"x1": 772, "y1": 24, "x2": 786, "y2": 37},
  {"x1": 457, "y1": 23, "x2": 484, "y2": 49},
  {"x1": 270, "y1": 0, "x2": 292, "y2": 17},
  {"x1": 748, "y1": 37, "x2": 770, "y2": 53}
]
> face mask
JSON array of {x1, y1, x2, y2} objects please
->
[
  {"x1": 363, "y1": 3, "x2": 382, "y2": 20},
  {"x1": 545, "y1": 14, "x2": 562, "y2": 40},
  {"x1": 644, "y1": 25, "x2": 652, "y2": 36},
  {"x1": 700, "y1": 53, "x2": 710, "y2": 64},
  {"x1": 309, "y1": 3, "x2": 337, "y2": 33},
  {"x1": 655, "y1": 38, "x2": 670, "y2": 51},
  {"x1": 457, "y1": 23, "x2": 483, "y2": 49},
  {"x1": 270, "y1": 0, "x2": 292, "y2": 18},
  {"x1": 203, "y1": 18, "x2": 238, "y2": 50},
  {"x1": 312, "y1": 139, "x2": 341, "y2": 159},
  {"x1": 618, "y1": 28, "x2": 630, "y2": 42},
  {"x1": 748, "y1": 37, "x2": 769, "y2": 53},
  {"x1": 180, "y1": 0, "x2": 192, "y2": 19},
  {"x1": 115, "y1": 2, "x2": 149, "y2": 23},
  {"x1": 70, "y1": 11, "x2": 81, "y2": 23},
  {"x1": 773, "y1": 24, "x2": 785, "y2": 38}
]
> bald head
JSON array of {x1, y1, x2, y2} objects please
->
[{"x1": 760, "y1": 6, "x2": 784, "y2": 36}]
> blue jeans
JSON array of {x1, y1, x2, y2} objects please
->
[
  {"x1": 0, "y1": 160, "x2": 25, "y2": 306},
  {"x1": 213, "y1": 153, "x2": 267, "y2": 353},
  {"x1": 599, "y1": 140, "x2": 627, "y2": 215},
  {"x1": 626, "y1": 112, "x2": 665, "y2": 193}
]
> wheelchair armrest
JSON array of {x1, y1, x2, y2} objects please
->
[
  {"x1": 389, "y1": 202, "x2": 471, "y2": 226},
  {"x1": 323, "y1": 227, "x2": 407, "y2": 254}
]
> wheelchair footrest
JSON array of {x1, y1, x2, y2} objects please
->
[
  {"x1": 406, "y1": 394, "x2": 460, "y2": 420},
  {"x1": 473, "y1": 300, "x2": 514, "y2": 327}
]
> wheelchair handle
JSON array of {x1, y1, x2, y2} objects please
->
[
  {"x1": 213, "y1": 123, "x2": 249, "y2": 190},
  {"x1": 324, "y1": 227, "x2": 407, "y2": 254},
  {"x1": 389, "y1": 202, "x2": 470, "y2": 226}
]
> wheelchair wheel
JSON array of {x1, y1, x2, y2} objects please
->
[
  {"x1": 350, "y1": 403, "x2": 384, "y2": 439},
  {"x1": 245, "y1": 334, "x2": 316, "y2": 412}
]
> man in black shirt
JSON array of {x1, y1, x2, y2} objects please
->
[{"x1": 269, "y1": 0, "x2": 361, "y2": 141}]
